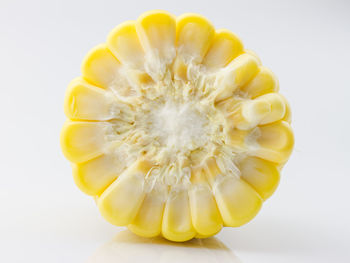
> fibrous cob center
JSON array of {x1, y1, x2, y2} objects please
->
[
  {"x1": 128, "y1": 78, "x2": 226, "y2": 179},
  {"x1": 147, "y1": 100, "x2": 210, "y2": 153}
]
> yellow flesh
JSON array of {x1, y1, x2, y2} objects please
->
[{"x1": 61, "y1": 10, "x2": 294, "y2": 242}]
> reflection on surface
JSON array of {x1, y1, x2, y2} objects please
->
[{"x1": 87, "y1": 230, "x2": 241, "y2": 263}]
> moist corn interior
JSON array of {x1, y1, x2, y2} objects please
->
[{"x1": 61, "y1": 10, "x2": 294, "y2": 242}]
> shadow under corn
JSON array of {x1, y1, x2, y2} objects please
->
[{"x1": 87, "y1": 230, "x2": 242, "y2": 263}]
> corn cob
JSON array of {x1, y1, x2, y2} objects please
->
[{"x1": 61, "y1": 10, "x2": 294, "y2": 242}]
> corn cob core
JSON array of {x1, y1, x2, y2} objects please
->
[{"x1": 61, "y1": 10, "x2": 294, "y2": 242}]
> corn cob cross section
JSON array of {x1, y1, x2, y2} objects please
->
[{"x1": 61, "y1": 10, "x2": 294, "y2": 242}]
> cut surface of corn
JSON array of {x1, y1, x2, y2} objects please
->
[{"x1": 61, "y1": 10, "x2": 294, "y2": 242}]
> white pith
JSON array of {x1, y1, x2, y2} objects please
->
[{"x1": 99, "y1": 55, "x2": 262, "y2": 192}]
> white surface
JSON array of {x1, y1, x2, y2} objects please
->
[{"x1": 1, "y1": 0, "x2": 350, "y2": 262}]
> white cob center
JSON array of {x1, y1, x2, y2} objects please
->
[{"x1": 147, "y1": 100, "x2": 210, "y2": 153}]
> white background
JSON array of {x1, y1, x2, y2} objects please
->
[{"x1": 1, "y1": 0, "x2": 349, "y2": 262}]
